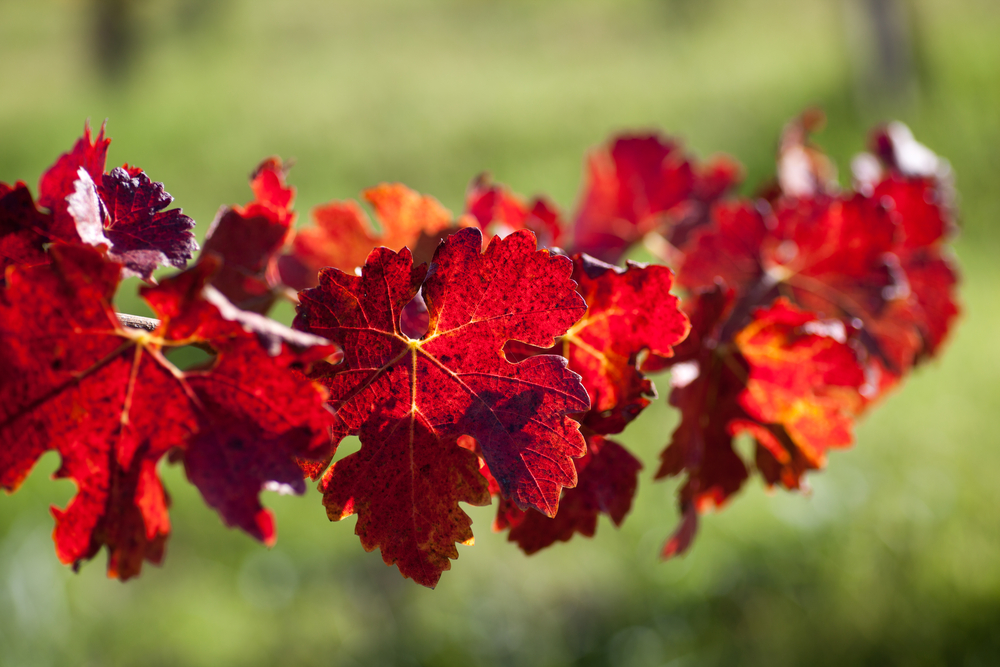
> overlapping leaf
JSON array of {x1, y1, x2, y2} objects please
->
[
  {"x1": 571, "y1": 133, "x2": 740, "y2": 263},
  {"x1": 675, "y1": 114, "x2": 959, "y2": 392},
  {"x1": 654, "y1": 292, "x2": 866, "y2": 556},
  {"x1": 200, "y1": 157, "x2": 297, "y2": 312},
  {"x1": 465, "y1": 174, "x2": 564, "y2": 248},
  {"x1": 293, "y1": 227, "x2": 590, "y2": 586},
  {"x1": 0, "y1": 182, "x2": 53, "y2": 271},
  {"x1": 282, "y1": 183, "x2": 474, "y2": 290},
  {"x1": 26, "y1": 123, "x2": 198, "y2": 280},
  {"x1": 492, "y1": 255, "x2": 688, "y2": 551},
  {"x1": 488, "y1": 434, "x2": 642, "y2": 554},
  {"x1": 0, "y1": 244, "x2": 336, "y2": 578}
]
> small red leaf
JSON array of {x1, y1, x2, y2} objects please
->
[
  {"x1": 566, "y1": 255, "x2": 689, "y2": 434},
  {"x1": 503, "y1": 435, "x2": 642, "y2": 554},
  {"x1": 201, "y1": 157, "x2": 296, "y2": 313},
  {"x1": 97, "y1": 166, "x2": 198, "y2": 279},
  {"x1": 465, "y1": 173, "x2": 564, "y2": 248}
]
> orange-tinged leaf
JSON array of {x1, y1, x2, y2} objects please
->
[
  {"x1": 565, "y1": 256, "x2": 689, "y2": 434},
  {"x1": 286, "y1": 183, "x2": 474, "y2": 287},
  {"x1": 734, "y1": 299, "x2": 865, "y2": 475}
]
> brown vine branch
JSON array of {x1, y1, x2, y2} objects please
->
[{"x1": 117, "y1": 313, "x2": 160, "y2": 332}]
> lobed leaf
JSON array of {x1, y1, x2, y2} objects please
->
[
  {"x1": 0, "y1": 245, "x2": 335, "y2": 578},
  {"x1": 294, "y1": 227, "x2": 590, "y2": 586}
]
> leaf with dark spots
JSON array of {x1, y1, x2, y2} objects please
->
[
  {"x1": 294, "y1": 226, "x2": 590, "y2": 586},
  {"x1": 321, "y1": 419, "x2": 489, "y2": 588}
]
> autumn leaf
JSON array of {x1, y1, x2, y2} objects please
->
[
  {"x1": 94, "y1": 166, "x2": 198, "y2": 279},
  {"x1": 495, "y1": 434, "x2": 642, "y2": 555},
  {"x1": 200, "y1": 157, "x2": 297, "y2": 313},
  {"x1": 293, "y1": 227, "x2": 590, "y2": 586},
  {"x1": 33, "y1": 124, "x2": 197, "y2": 279},
  {"x1": 0, "y1": 182, "x2": 53, "y2": 272},
  {"x1": 0, "y1": 244, "x2": 336, "y2": 578},
  {"x1": 654, "y1": 290, "x2": 867, "y2": 557},
  {"x1": 732, "y1": 299, "x2": 865, "y2": 488},
  {"x1": 655, "y1": 288, "x2": 750, "y2": 557},
  {"x1": 571, "y1": 133, "x2": 740, "y2": 263},
  {"x1": 282, "y1": 183, "x2": 474, "y2": 290},
  {"x1": 465, "y1": 173, "x2": 564, "y2": 248}
]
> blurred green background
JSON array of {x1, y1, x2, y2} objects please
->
[{"x1": 2, "y1": 0, "x2": 998, "y2": 665}]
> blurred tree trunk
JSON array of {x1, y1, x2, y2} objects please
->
[
  {"x1": 843, "y1": 0, "x2": 923, "y2": 110},
  {"x1": 91, "y1": 0, "x2": 136, "y2": 82}
]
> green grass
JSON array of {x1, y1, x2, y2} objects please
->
[{"x1": 2, "y1": 0, "x2": 999, "y2": 664}]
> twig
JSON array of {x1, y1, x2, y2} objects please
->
[{"x1": 117, "y1": 313, "x2": 160, "y2": 332}]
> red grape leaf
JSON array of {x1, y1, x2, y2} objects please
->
[
  {"x1": 37, "y1": 122, "x2": 110, "y2": 240},
  {"x1": 294, "y1": 227, "x2": 590, "y2": 587},
  {"x1": 733, "y1": 298, "x2": 865, "y2": 485},
  {"x1": 465, "y1": 173, "x2": 564, "y2": 248},
  {"x1": 655, "y1": 291, "x2": 749, "y2": 558},
  {"x1": 285, "y1": 183, "x2": 474, "y2": 288},
  {"x1": 0, "y1": 182, "x2": 53, "y2": 272},
  {"x1": 495, "y1": 434, "x2": 643, "y2": 554},
  {"x1": 571, "y1": 133, "x2": 739, "y2": 263},
  {"x1": 201, "y1": 157, "x2": 296, "y2": 313},
  {"x1": 509, "y1": 255, "x2": 691, "y2": 434},
  {"x1": 36, "y1": 124, "x2": 197, "y2": 279},
  {"x1": 567, "y1": 255, "x2": 690, "y2": 434},
  {"x1": 0, "y1": 244, "x2": 336, "y2": 578},
  {"x1": 655, "y1": 291, "x2": 867, "y2": 556},
  {"x1": 322, "y1": 422, "x2": 489, "y2": 587}
]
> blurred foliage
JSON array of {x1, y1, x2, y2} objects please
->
[{"x1": 1, "y1": 0, "x2": 999, "y2": 665}]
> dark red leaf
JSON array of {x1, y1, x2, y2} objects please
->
[
  {"x1": 96, "y1": 166, "x2": 198, "y2": 279},
  {"x1": 0, "y1": 182, "x2": 53, "y2": 272}
]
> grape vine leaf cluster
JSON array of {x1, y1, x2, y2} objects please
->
[{"x1": 0, "y1": 112, "x2": 959, "y2": 588}]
